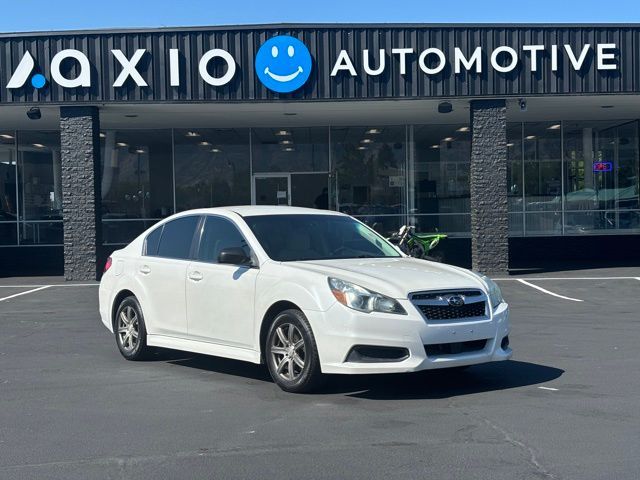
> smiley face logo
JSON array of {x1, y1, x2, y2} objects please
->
[{"x1": 255, "y1": 35, "x2": 312, "y2": 93}]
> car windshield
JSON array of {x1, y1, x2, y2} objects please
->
[{"x1": 243, "y1": 214, "x2": 401, "y2": 262}]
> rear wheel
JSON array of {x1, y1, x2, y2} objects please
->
[
  {"x1": 114, "y1": 296, "x2": 152, "y2": 361},
  {"x1": 265, "y1": 309, "x2": 323, "y2": 393}
]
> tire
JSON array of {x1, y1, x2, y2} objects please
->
[
  {"x1": 114, "y1": 296, "x2": 152, "y2": 361},
  {"x1": 265, "y1": 309, "x2": 324, "y2": 393}
]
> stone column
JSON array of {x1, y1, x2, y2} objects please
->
[
  {"x1": 59, "y1": 106, "x2": 102, "y2": 281},
  {"x1": 469, "y1": 99, "x2": 508, "y2": 275}
]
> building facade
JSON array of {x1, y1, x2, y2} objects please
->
[{"x1": 0, "y1": 24, "x2": 639, "y2": 279}]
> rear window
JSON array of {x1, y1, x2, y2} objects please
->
[
  {"x1": 144, "y1": 226, "x2": 163, "y2": 256},
  {"x1": 156, "y1": 216, "x2": 200, "y2": 260}
]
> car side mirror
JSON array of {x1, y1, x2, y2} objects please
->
[{"x1": 218, "y1": 247, "x2": 251, "y2": 266}]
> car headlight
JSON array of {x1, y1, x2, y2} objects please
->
[
  {"x1": 480, "y1": 275, "x2": 504, "y2": 309},
  {"x1": 328, "y1": 277, "x2": 406, "y2": 315}
]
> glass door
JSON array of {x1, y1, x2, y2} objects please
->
[{"x1": 253, "y1": 175, "x2": 290, "y2": 205}]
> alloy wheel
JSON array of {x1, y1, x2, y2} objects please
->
[
  {"x1": 269, "y1": 323, "x2": 306, "y2": 381},
  {"x1": 117, "y1": 305, "x2": 139, "y2": 352}
]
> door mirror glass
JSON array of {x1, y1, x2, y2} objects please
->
[{"x1": 218, "y1": 247, "x2": 251, "y2": 265}]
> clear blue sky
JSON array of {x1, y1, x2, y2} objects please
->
[{"x1": 1, "y1": 0, "x2": 638, "y2": 33}]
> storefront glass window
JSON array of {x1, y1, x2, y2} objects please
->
[
  {"x1": 0, "y1": 131, "x2": 17, "y2": 245},
  {"x1": 507, "y1": 123, "x2": 524, "y2": 236},
  {"x1": 563, "y1": 120, "x2": 640, "y2": 234},
  {"x1": 522, "y1": 122, "x2": 563, "y2": 235},
  {"x1": 100, "y1": 129, "x2": 173, "y2": 244},
  {"x1": 174, "y1": 128, "x2": 250, "y2": 211},
  {"x1": 331, "y1": 126, "x2": 406, "y2": 236},
  {"x1": 411, "y1": 124, "x2": 471, "y2": 236},
  {"x1": 17, "y1": 131, "x2": 62, "y2": 245},
  {"x1": 251, "y1": 127, "x2": 329, "y2": 173}
]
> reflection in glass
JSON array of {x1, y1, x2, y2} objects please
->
[
  {"x1": 411, "y1": 124, "x2": 471, "y2": 236},
  {"x1": 17, "y1": 131, "x2": 62, "y2": 244},
  {"x1": 174, "y1": 128, "x2": 250, "y2": 211},
  {"x1": 100, "y1": 129, "x2": 173, "y2": 244},
  {"x1": 563, "y1": 120, "x2": 640, "y2": 233},
  {"x1": 0, "y1": 131, "x2": 17, "y2": 245},
  {"x1": 332, "y1": 126, "x2": 406, "y2": 236},
  {"x1": 252, "y1": 127, "x2": 329, "y2": 173},
  {"x1": 507, "y1": 123, "x2": 524, "y2": 236}
]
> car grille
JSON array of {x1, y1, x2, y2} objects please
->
[
  {"x1": 417, "y1": 301, "x2": 486, "y2": 320},
  {"x1": 410, "y1": 289, "x2": 487, "y2": 322}
]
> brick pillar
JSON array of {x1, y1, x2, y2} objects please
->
[
  {"x1": 470, "y1": 99, "x2": 508, "y2": 275},
  {"x1": 60, "y1": 106, "x2": 102, "y2": 281}
]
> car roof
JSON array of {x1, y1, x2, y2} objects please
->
[{"x1": 177, "y1": 205, "x2": 347, "y2": 218}]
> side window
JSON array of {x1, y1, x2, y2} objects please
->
[
  {"x1": 144, "y1": 225, "x2": 163, "y2": 256},
  {"x1": 196, "y1": 216, "x2": 249, "y2": 264},
  {"x1": 156, "y1": 216, "x2": 200, "y2": 260}
]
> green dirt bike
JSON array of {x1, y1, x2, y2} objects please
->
[{"x1": 388, "y1": 225, "x2": 447, "y2": 262}]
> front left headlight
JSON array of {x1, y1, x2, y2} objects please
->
[
  {"x1": 481, "y1": 275, "x2": 504, "y2": 309},
  {"x1": 328, "y1": 277, "x2": 406, "y2": 315}
]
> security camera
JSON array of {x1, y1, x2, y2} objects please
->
[
  {"x1": 438, "y1": 101, "x2": 453, "y2": 114},
  {"x1": 26, "y1": 107, "x2": 41, "y2": 120},
  {"x1": 518, "y1": 98, "x2": 527, "y2": 112}
]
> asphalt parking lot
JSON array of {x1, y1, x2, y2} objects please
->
[{"x1": 1, "y1": 268, "x2": 639, "y2": 480}]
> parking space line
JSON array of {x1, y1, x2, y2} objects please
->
[
  {"x1": 0, "y1": 286, "x2": 52, "y2": 303},
  {"x1": 0, "y1": 284, "x2": 98, "y2": 288},
  {"x1": 516, "y1": 279, "x2": 583, "y2": 302},
  {"x1": 494, "y1": 276, "x2": 638, "y2": 281}
]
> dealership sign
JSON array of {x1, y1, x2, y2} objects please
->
[{"x1": 4, "y1": 39, "x2": 619, "y2": 93}]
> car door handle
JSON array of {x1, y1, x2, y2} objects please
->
[
  {"x1": 188, "y1": 271, "x2": 203, "y2": 282},
  {"x1": 139, "y1": 265, "x2": 151, "y2": 275}
]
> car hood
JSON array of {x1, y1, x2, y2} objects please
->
[{"x1": 284, "y1": 257, "x2": 486, "y2": 299}]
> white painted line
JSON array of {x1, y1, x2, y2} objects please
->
[
  {"x1": 0, "y1": 284, "x2": 99, "y2": 288},
  {"x1": 516, "y1": 279, "x2": 583, "y2": 302},
  {"x1": 495, "y1": 276, "x2": 638, "y2": 281},
  {"x1": 0, "y1": 285, "x2": 51, "y2": 303},
  {"x1": 538, "y1": 386, "x2": 559, "y2": 392}
]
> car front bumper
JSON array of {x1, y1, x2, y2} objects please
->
[{"x1": 306, "y1": 300, "x2": 511, "y2": 374}]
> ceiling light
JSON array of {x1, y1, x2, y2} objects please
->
[
  {"x1": 430, "y1": 145, "x2": 440, "y2": 149},
  {"x1": 366, "y1": 128, "x2": 381, "y2": 134},
  {"x1": 360, "y1": 138, "x2": 373, "y2": 144},
  {"x1": 0, "y1": 134, "x2": 15, "y2": 139},
  {"x1": 32, "y1": 143, "x2": 45, "y2": 148},
  {"x1": 99, "y1": 132, "x2": 106, "y2": 138},
  {"x1": 279, "y1": 140, "x2": 293, "y2": 145},
  {"x1": 507, "y1": 143, "x2": 515, "y2": 147},
  {"x1": 284, "y1": 147, "x2": 295, "y2": 152},
  {"x1": 442, "y1": 137, "x2": 454, "y2": 142},
  {"x1": 456, "y1": 127, "x2": 470, "y2": 132},
  {"x1": 185, "y1": 131, "x2": 200, "y2": 137},
  {"x1": 525, "y1": 135, "x2": 536, "y2": 140},
  {"x1": 198, "y1": 141, "x2": 211, "y2": 146},
  {"x1": 210, "y1": 148, "x2": 221, "y2": 153},
  {"x1": 275, "y1": 130, "x2": 290, "y2": 136},
  {"x1": 547, "y1": 124, "x2": 561, "y2": 130},
  {"x1": 357, "y1": 146, "x2": 367, "y2": 150},
  {"x1": 116, "y1": 142, "x2": 128, "y2": 147},
  {"x1": 134, "y1": 149, "x2": 145, "y2": 154}
]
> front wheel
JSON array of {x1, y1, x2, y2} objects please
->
[{"x1": 265, "y1": 309, "x2": 324, "y2": 393}]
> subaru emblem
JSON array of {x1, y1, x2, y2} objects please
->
[{"x1": 447, "y1": 295, "x2": 465, "y2": 307}]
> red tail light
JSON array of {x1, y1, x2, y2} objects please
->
[{"x1": 104, "y1": 256, "x2": 113, "y2": 273}]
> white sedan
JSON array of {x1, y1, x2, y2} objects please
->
[{"x1": 99, "y1": 206, "x2": 511, "y2": 393}]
